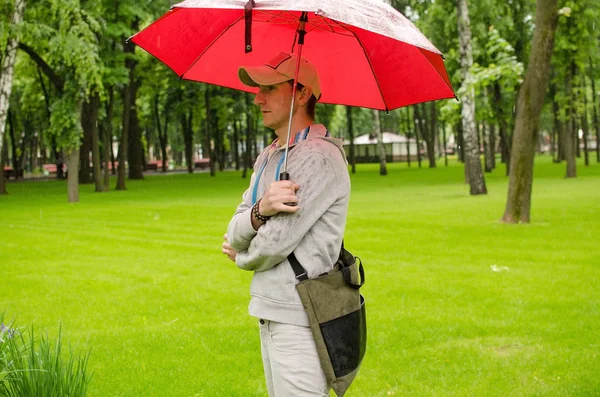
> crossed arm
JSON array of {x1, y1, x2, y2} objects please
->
[
  {"x1": 222, "y1": 179, "x2": 300, "y2": 261},
  {"x1": 222, "y1": 150, "x2": 342, "y2": 271}
]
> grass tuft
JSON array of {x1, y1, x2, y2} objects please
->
[{"x1": 0, "y1": 314, "x2": 90, "y2": 397}]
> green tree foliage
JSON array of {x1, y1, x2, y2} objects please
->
[{"x1": 20, "y1": 0, "x2": 104, "y2": 151}]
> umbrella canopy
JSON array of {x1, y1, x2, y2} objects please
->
[{"x1": 130, "y1": 0, "x2": 455, "y2": 111}]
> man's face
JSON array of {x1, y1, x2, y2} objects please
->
[{"x1": 253, "y1": 82, "x2": 293, "y2": 134}]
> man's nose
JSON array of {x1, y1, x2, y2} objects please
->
[{"x1": 254, "y1": 92, "x2": 264, "y2": 106}]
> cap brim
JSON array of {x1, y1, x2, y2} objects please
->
[{"x1": 238, "y1": 66, "x2": 291, "y2": 88}]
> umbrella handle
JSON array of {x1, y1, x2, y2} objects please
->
[{"x1": 279, "y1": 172, "x2": 298, "y2": 207}]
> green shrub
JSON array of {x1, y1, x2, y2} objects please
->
[{"x1": 0, "y1": 315, "x2": 90, "y2": 397}]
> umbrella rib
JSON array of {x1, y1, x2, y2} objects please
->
[
  {"x1": 179, "y1": 16, "x2": 245, "y2": 79},
  {"x1": 256, "y1": 10, "x2": 301, "y2": 30},
  {"x1": 416, "y1": 47, "x2": 457, "y2": 99},
  {"x1": 330, "y1": 20, "x2": 389, "y2": 112},
  {"x1": 255, "y1": 10, "x2": 352, "y2": 36}
]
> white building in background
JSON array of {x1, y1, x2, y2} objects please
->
[{"x1": 343, "y1": 132, "x2": 423, "y2": 163}]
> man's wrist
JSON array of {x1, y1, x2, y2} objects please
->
[{"x1": 253, "y1": 199, "x2": 272, "y2": 222}]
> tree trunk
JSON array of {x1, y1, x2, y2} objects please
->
[
  {"x1": 346, "y1": 106, "x2": 356, "y2": 173},
  {"x1": 7, "y1": 110, "x2": 19, "y2": 178},
  {"x1": 456, "y1": 121, "x2": 464, "y2": 163},
  {"x1": 485, "y1": 86, "x2": 498, "y2": 170},
  {"x1": 29, "y1": 129, "x2": 38, "y2": 173},
  {"x1": 502, "y1": 0, "x2": 558, "y2": 223},
  {"x1": 103, "y1": 86, "x2": 114, "y2": 190},
  {"x1": 417, "y1": 103, "x2": 435, "y2": 168},
  {"x1": 116, "y1": 32, "x2": 137, "y2": 190},
  {"x1": 428, "y1": 102, "x2": 437, "y2": 168},
  {"x1": 233, "y1": 118, "x2": 240, "y2": 170},
  {"x1": 404, "y1": 107, "x2": 411, "y2": 167},
  {"x1": 490, "y1": 122, "x2": 496, "y2": 169},
  {"x1": 558, "y1": 114, "x2": 566, "y2": 162},
  {"x1": 550, "y1": 79, "x2": 561, "y2": 163},
  {"x1": 183, "y1": 110, "x2": 194, "y2": 174},
  {"x1": 126, "y1": 19, "x2": 143, "y2": 181},
  {"x1": 89, "y1": 94, "x2": 103, "y2": 191},
  {"x1": 154, "y1": 97, "x2": 169, "y2": 173},
  {"x1": 36, "y1": 69, "x2": 51, "y2": 171},
  {"x1": 484, "y1": 123, "x2": 494, "y2": 172},
  {"x1": 81, "y1": 94, "x2": 101, "y2": 190},
  {"x1": 493, "y1": 82, "x2": 510, "y2": 175},
  {"x1": 66, "y1": 147, "x2": 80, "y2": 203},
  {"x1": 117, "y1": 80, "x2": 130, "y2": 190},
  {"x1": 373, "y1": 110, "x2": 387, "y2": 175},
  {"x1": 590, "y1": 58, "x2": 600, "y2": 163},
  {"x1": 79, "y1": 110, "x2": 93, "y2": 184},
  {"x1": 575, "y1": 118, "x2": 580, "y2": 158},
  {"x1": 413, "y1": 109, "x2": 423, "y2": 169},
  {"x1": 442, "y1": 120, "x2": 448, "y2": 167},
  {"x1": 204, "y1": 86, "x2": 216, "y2": 177},
  {"x1": 242, "y1": 93, "x2": 253, "y2": 179},
  {"x1": 216, "y1": 117, "x2": 225, "y2": 172},
  {"x1": 581, "y1": 77, "x2": 589, "y2": 167},
  {"x1": 564, "y1": 60, "x2": 577, "y2": 178},
  {"x1": 457, "y1": 0, "x2": 487, "y2": 195},
  {"x1": 142, "y1": 127, "x2": 149, "y2": 171},
  {"x1": 0, "y1": 0, "x2": 25, "y2": 163},
  {"x1": 0, "y1": 134, "x2": 8, "y2": 195},
  {"x1": 127, "y1": 77, "x2": 143, "y2": 180}
]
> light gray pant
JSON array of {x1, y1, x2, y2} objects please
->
[{"x1": 259, "y1": 319, "x2": 329, "y2": 397}]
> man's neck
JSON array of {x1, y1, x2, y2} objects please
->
[{"x1": 275, "y1": 115, "x2": 315, "y2": 147}]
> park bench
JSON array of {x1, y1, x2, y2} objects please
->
[
  {"x1": 146, "y1": 160, "x2": 167, "y2": 171},
  {"x1": 43, "y1": 164, "x2": 58, "y2": 174},
  {"x1": 101, "y1": 161, "x2": 118, "y2": 171},
  {"x1": 3, "y1": 166, "x2": 23, "y2": 179},
  {"x1": 194, "y1": 159, "x2": 210, "y2": 170}
]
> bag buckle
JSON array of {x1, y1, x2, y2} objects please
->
[{"x1": 295, "y1": 272, "x2": 308, "y2": 281}]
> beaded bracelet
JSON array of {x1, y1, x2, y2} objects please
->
[{"x1": 253, "y1": 199, "x2": 271, "y2": 222}]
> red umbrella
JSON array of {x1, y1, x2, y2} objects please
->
[{"x1": 130, "y1": 0, "x2": 455, "y2": 112}]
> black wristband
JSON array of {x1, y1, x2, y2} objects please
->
[{"x1": 253, "y1": 199, "x2": 271, "y2": 222}]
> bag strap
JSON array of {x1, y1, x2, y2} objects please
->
[
  {"x1": 288, "y1": 241, "x2": 365, "y2": 289},
  {"x1": 342, "y1": 258, "x2": 365, "y2": 290},
  {"x1": 288, "y1": 252, "x2": 309, "y2": 281},
  {"x1": 288, "y1": 241, "x2": 345, "y2": 282}
]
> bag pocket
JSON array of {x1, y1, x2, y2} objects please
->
[{"x1": 320, "y1": 295, "x2": 366, "y2": 377}]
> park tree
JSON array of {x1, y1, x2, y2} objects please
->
[
  {"x1": 0, "y1": 0, "x2": 25, "y2": 195},
  {"x1": 550, "y1": 1, "x2": 600, "y2": 177},
  {"x1": 372, "y1": 110, "x2": 388, "y2": 175},
  {"x1": 114, "y1": 1, "x2": 171, "y2": 189},
  {"x1": 501, "y1": 0, "x2": 561, "y2": 223},
  {"x1": 345, "y1": 106, "x2": 356, "y2": 173},
  {"x1": 137, "y1": 60, "x2": 173, "y2": 173},
  {"x1": 456, "y1": 0, "x2": 487, "y2": 195},
  {"x1": 469, "y1": 27, "x2": 524, "y2": 174},
  {"x1": 16, "y1": 0, "x2": 103, "y2": 202}
]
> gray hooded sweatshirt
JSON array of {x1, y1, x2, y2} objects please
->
[{"x1": 227, "y1": 124, "x2": 350, "y2": 326}]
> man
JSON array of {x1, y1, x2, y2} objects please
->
[{"x1": 222, "y1": 52, "x2": 350, "y2": 396}]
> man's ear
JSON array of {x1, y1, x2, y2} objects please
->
[{"x1": 298, "y1": 86, "x2": 312, "y2": 104}]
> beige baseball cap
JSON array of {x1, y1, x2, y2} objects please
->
[{"x1": 238, "y1": 52, "x2": 321, "y2": 100}]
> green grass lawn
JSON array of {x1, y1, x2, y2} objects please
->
[{"x1": 1, "y1": 156, "x2": 599, "y2": 396}]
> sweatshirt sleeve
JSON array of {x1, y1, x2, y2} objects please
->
[
  {"x1": 226, "y1": 156, "x2": 262, "y2": 252},
  {"x1": 235, "y1": 148, "x2": 346, "y2": 272}
]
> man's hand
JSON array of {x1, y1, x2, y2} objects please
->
[
  {"x1": 259, "y1": 180, "x2": 301, "y2": 216},
  {"x1": 222, "y1": 234, "x2": 238, "y2": 262}
]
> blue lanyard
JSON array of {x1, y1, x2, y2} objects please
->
[
  {"x1": 251, "y1": 126, "x2": 312, "y2": 205},
  {"x1": 251, "y1": 152, "x2": 287, "y2": 205}
]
